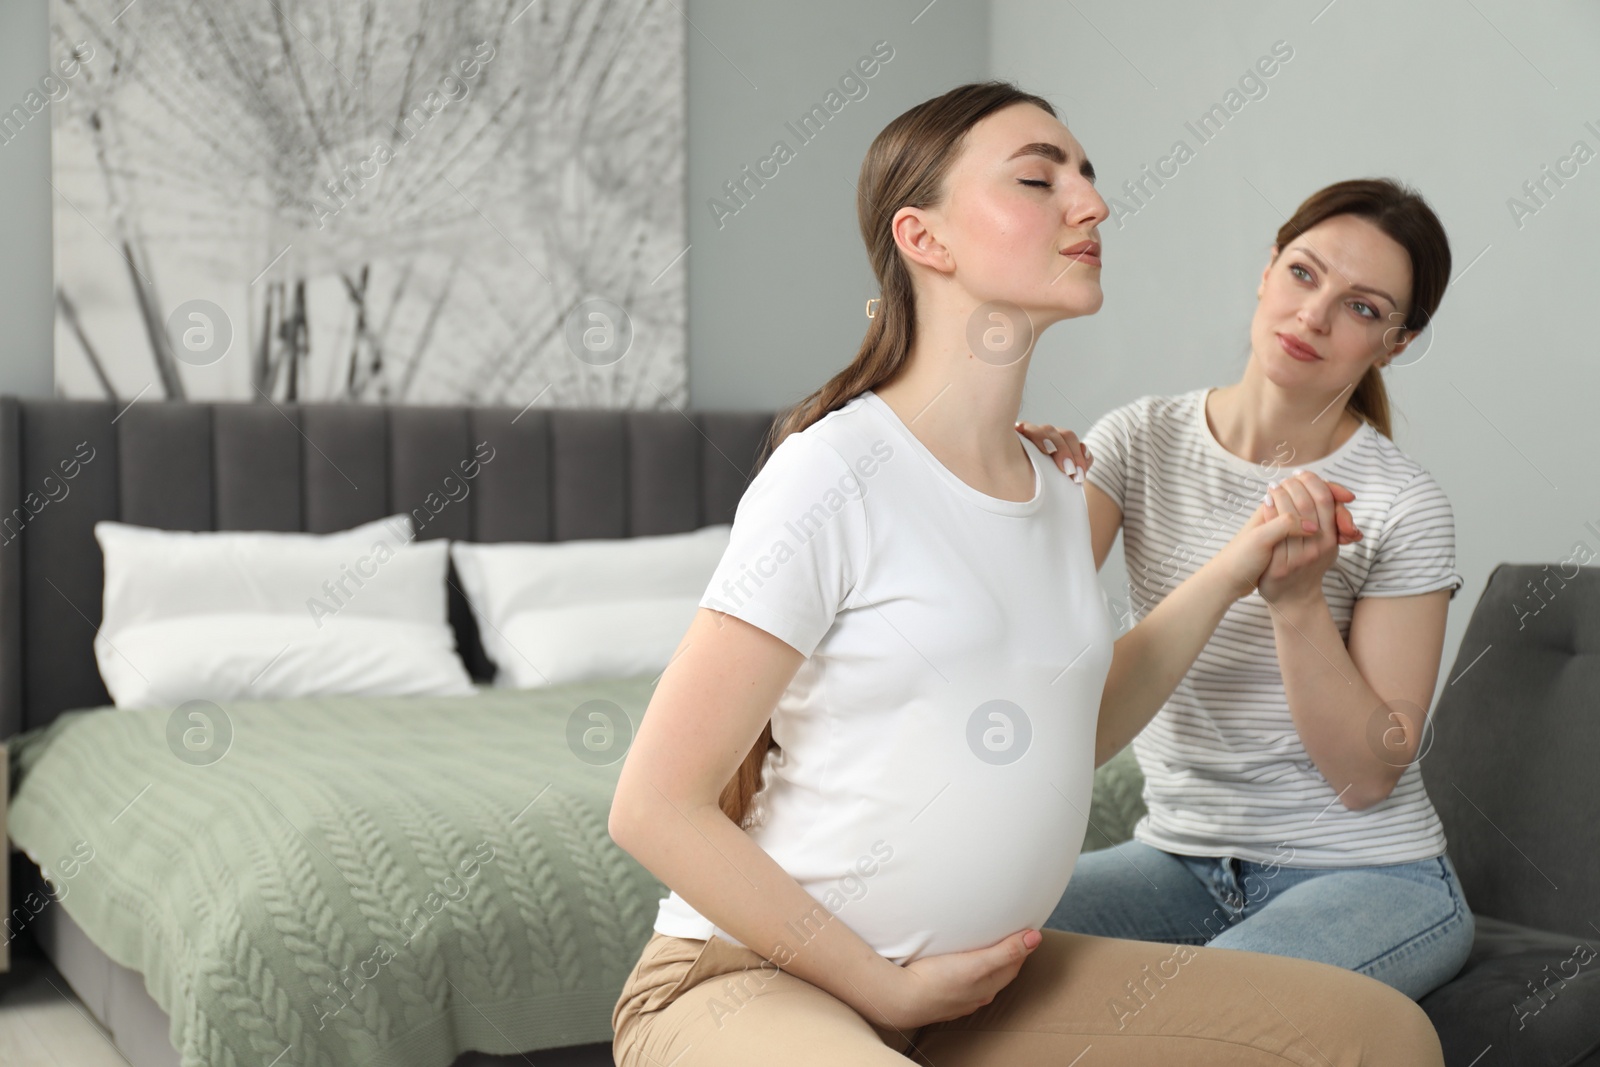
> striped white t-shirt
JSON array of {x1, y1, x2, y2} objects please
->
[{"x1": 1084, "y1": 388, "x2": 1463, "y2": 867}]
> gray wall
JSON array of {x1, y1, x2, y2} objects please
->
[
  {"x1": 0, "y1": 0, "x2": 55, "y2": 398},
  {"x1": 5, "y1": 0, "x2": 1593, "y2": 702},
  {"x1": 685, "y1": 0, "x2": 991, "y2": 411},
  {"x1": 996, "y1": 0, "x2": 1600, "y2": 705}
]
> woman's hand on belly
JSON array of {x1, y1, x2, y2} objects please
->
[{"x1": 874, "y1": 927, "x2": 1043, "y2": 1030}]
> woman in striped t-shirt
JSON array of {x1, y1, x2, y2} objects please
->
[{"x1": 1019, "y1": 178, "x2": 1474, "y2": 1001}]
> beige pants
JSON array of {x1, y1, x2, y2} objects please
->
[{"x1": 612, "y1": 929, "x2": 1445, "y2": 1066}]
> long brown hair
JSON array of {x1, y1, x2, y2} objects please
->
[
  {"x1": 717, "y1": 81, "x2": 1058, "y2": 830},
  {"x1": 1269, "y1": 178, "x2": 1451, "y2": 438}
]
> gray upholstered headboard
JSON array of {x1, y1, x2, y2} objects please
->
[{"x1": 0, "y1": 396, "x2": 777, "y2": 738}]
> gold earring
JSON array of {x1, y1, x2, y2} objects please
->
[{"x1": 865, "y1": 297, "x2": 881, "y2": 319}]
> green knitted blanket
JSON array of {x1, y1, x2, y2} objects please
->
[
  {"x1": 7, "y1": 678, "x2": 666, "y2": 1067},
  {"x1": 6, "y1": 679, "x2": 1149, "y2": 1067}
]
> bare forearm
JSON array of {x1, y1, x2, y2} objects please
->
[
  {"x1": 1096, "y1": 562, "x2": 1237, "y2": 765},
  {"x1": 1267, "y1": 593, "x2": 1396, "y2": 808},
  {"x1": 611, "y1": 795, "x2": 904, "y2": 1024}
]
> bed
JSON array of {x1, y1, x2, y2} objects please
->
[
  {"x1": 0, "y1": 395, "x2": 1153, "y2": 1067},
  {"x1": 0, "y1": 396, "x2": 775, "y2": 1067}
]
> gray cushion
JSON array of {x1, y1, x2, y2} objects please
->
[
  {"x1": 1418, "y1": 563, "x2": 1600, "y2": 1065},
  {"x1": 1419, "y1": 917, "x2": 1600, "y2": 1066},
  {"x1": 1423, "y1": 563, "x2": 1599, "y2": 940}
]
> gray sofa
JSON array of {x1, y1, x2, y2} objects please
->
[
  {"x1": 1417, "y1": 563, "x2": 1600, "y2": 1066},
  {"x1": 1086, "y1": 563, "x2": 1600, "y2": 1066}
]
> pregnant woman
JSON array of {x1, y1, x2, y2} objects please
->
[
  {"x1": 1019, "y1": 177, "x2": 1474, "y2": 1002},
  {"x1": 607, "y1": 83, "x2": 1444, "y2": 1064}
]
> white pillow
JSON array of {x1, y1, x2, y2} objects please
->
[
  {"x1": 94, "y1": 515, "x2": 474, "y2": 709},
  {"x1": 103, "y1": 614, "x2": 475, "y2": 709},
  {"x1": 451, "y1": 524, "x2": 731, "y2": 688}
]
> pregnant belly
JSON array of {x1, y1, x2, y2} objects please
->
[{"x1": 762, "y1": 770, "x2": 1094, "y2": 967}]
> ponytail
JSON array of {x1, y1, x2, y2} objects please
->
[
  {"x1": 720, "y1": 81, "x2": 1061, "y2": 830},
  {"x1": 1348, "y1": 364, "x2": 1392, "y2": 439}
]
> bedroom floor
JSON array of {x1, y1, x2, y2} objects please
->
[
  {"x1": 0, "y1": 936, "x2": 620, "y2": 1067},
  {"x1": 0, "y1": 940, "x2": 128, "y2": 1067}
]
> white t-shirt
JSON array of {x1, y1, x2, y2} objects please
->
[
  {"x1": 1084, "y1": 388, "x2": 1463, "y2": 867},
  {"x1": 652, "y1": 389, "x2": 1115, "y2": 964}
]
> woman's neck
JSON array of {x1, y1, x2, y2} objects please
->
[
  {"x1": 872, "y1": 331, "x2": 1036, "y2": 502},
  {"x1": 1207, "y1": 371, "x2": 1363, "y2": 468}
]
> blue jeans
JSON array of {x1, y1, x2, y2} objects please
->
[{"x1": 1044, "y1": 839, "x2": 1475, "y2": 1001}]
